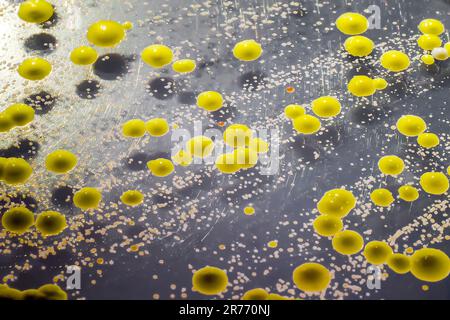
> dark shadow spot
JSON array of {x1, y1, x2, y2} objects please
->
[
  {"x1": 24, "y1": 91, "x2": 56, "y2": 115},
  {"x1": 147, "y1": 77, "x2": 177, "y2": 100},
  {"x1": 346, "y1": 61, "x2": 377, "y2": 80},
  {"x1": 208, "y1": 104, "x2": 236, "y2": 123},
  {"x1": 0, "y1": 194, "x2": 38, "y2": 214},
  {"x1": 152, "y1": 193, "x2": 175, "y2": 209},
  {"x1": 290, "y1": 3, "x2": 308, "y2": 18},
  {"x1": 238, "y1": 71, "x2": 267, "y2": 91},
  {"x1": 93, "y1": 54, "x2": 132, "y2": 81},
  {"x1": 148, "y1": 151, "x2": 171, "y2": 160},
  {"x1": 24, "y1": 33, "x2": 57, "y2": 54},
  {"x1": 124, "y1": 152, "x2": 151, "y2": 171},
  {"x1": 288, "y1": 137, "x2": 321, "y2": 163},
  {"x1": 419, "y1": 62, "x2": 440, "y2": 76},
  {"x1": 383, "y1": 76, "x2": 409, "y2": 98},
  {"x1": 0, "y1": 139, "x2": 40, "y2": 160},
  {"x1": 39, "y1": 10, "x2": 58, "y2": 29},
  {"x1": 314, "y1": 124, "x2": 343, "y2": 148},
  {"x1": 177, "y1": 91, "x2": 197, "y2": 105},
  {"x1": 196, "y1": 59, "x2": 216, "y2": 71},
  {"x1": 51, "y1": 186, "x2": 74, "y2": 209},
  {"x1": 76, "y1": 80, "x2": 101, "y2": 99},
  {"x1": 351, "y1": 104, "x2": 387, "y2": 126}
]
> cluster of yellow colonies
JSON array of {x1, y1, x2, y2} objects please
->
[
  {"x1": 284, "y1": 96, "x2": 341, "y2": 135},
  {"x1": 8, "y1": 1, "x2": 450, "y2": 299},
  {"x1": 415, "y1": 19, "x2": 450, "y2": 65},
  {"x1": 335, "y1": 12, "x2": 414, "y2": 97}
]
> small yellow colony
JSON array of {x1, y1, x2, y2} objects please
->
[
  {"x1": 45, "y1": 149, "x2": 78, "y2": 174},
  {"x1": 398, "y1": 185, "x2": 419, "y2": 202},
  {"x1": 141, "y1": 44, "x2": 173, "y2": 68},
  {"x1": 146, "y1": 118, "x2": 169, "y2": 137},
  {"x1": 317, "y1": 188, "x2": 357, "y2": 218},
  {"x1": 243, "y1": 206, "x2": 255, "y2": 216},
  {"x1": 293, "y1": 115, "x2": 321, "y2": 134},
  {"x1": 120, "y1": 190, "x2": 144, "y2": 206},
  {"x1": 421, "y1": 54, "x2": 435, "y2": 65},
  {"x1": 35, "y1": 211, "x2": 67, "y2": 236},
  {"x1": 419, "y1": 172, "x2": 449, "y2": 195},
  {"x1": 1, "y1": 207, "x2": 34, "y2": 235},
  {"x1": 311, "y1": 96, "x2": 341, "y2": 118},
  {"x1": 387, "y1": 253, "x2": 411, "y2": 274},
  {"x1": 378, "y1": 155, "x2": 404, "y2": 176},
  {"x1": 122, "y1": 119, "x2": 146, "y2": 138},
  {"x1": 0, "y1": 104, "x2": 35, "y2": 133},
  {"x1": 396, "y1": 115, "x2": 427, "y2": 137},
  {"x1": 197, "y1": 91, "x2": 224, "y2": 112},
  {"x1": 18, "y1": 0, "x2": 54, "y2": 24},
  {"x1": 284, "y1": 104, "x2": 305, "y2": 119},
  {"x1": 332, "y1": 230, "x2": 364, "y2": 255},
  {"x1": 70, "y1": 46, "x2": 98, "y2": 65},
  {"x1": 73, "y1": 187, "x2": 102, "y2": 210},
  {"x1": 186, "y1": 136, "x2": 214, "y2": 158},
  {"x1": 417, "y1": 132, "x2": 440, "y2": 148},
  {"x1": 336, "y1": 12, "x2": 368, "y2": 35},
  {"x1": 344, "y1": 36, "x2": 374, "y2": 57},
  {"x1": 87, "y1": 20, "x2": 130, "y2": 48},
  {"x1": 380, "y1": 50, "x2": 410, "y2": 72},
  {"x1": 363, "y1": 241, "x2": 393, "y2": 265},
  {"x1": 18, "y1": 57, "x2": 52, "y2": 80},
  {"x1": 267, "y1": 240, "x2": 278, "y2": 248},
  {"x1": 172, "y1": 59, "x2": 196, "y2": 73},
  {"x1": 370, "y1": 188, "x2": 394, "y2": 207},
  {"x1": 233, "y1": 40, "x2": 263, "y2": 61},
  {"x1": 122, "y1": 21, "x2": 133, "y2": 30},
  {"x1": 147, "y1": 158, "x2": 175, "y2": 177},
  {"x1": 348, "y1": 75, "x2": 387, "y2": 97},
  {"x1": 0, "y1": 157, "x2": 33, "y2": 185},
  {"x1": 292, "y1": 262, "x2": 331, "y2": 292},
  {"x1": 192, "y1": 266, "x2": 228, "y2": 296},
  {"x1": 313, "y1": 215, "x2": 343, "y2": 237}
]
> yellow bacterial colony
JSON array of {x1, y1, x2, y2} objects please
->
[
  {"x1": 233, "y1": 40, "x2": 263, "y2": 61},
  {"x1": 292, "y1": 263, "x2": 331, "y2": 292},
  {"x1": 332, "y1": 230, "x2": 364, "y2": 255},
  {"x1": 192, "y1": 266, "x2": 228, "y2": 295},
  {"x1": 18, "y1": 57, "x2": 52, "y2": 80},
  {"x1": 141, "y1": 44, "x2": 173, "y2": 68},
  {"x1": 18, "y1": 0, "x2": 54, "y2": 24},
  {"x1": 73, "y1": 187, "x2": 102, "y2": 210},
  {"x1": 87, "y1": 20, "x2": 129, "y2": 48}
]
